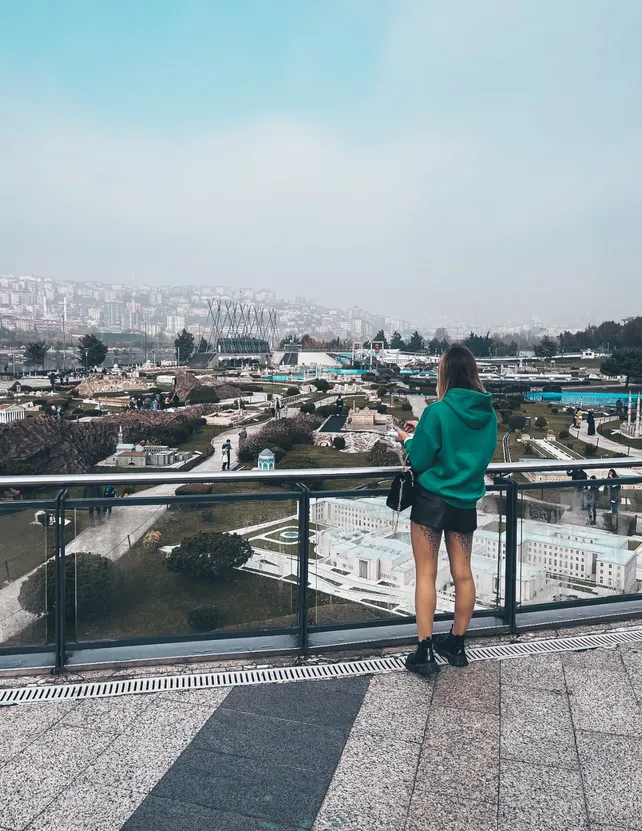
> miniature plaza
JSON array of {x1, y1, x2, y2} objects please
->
[{"x1": 234, "y1": 496, "x2": 642, "y2": 617}]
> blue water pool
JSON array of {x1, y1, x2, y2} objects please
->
[
  {"x1": 526, "y1": 391, "x2": 636, "y2": 407},
  {"x1": 280, "y1": 531, "x2": 299, "y2": 539}
]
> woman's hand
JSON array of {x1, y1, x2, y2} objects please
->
[{"x1": 395, "y1": 427, "x2": 409, "y2": 443}]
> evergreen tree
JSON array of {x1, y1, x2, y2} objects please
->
[
  {"x1": 77, "y1": 334, "x2": 108, "y2": 368},
  {"x1": 24, "y1": 339, "x2": 48, "y2": 369},
  {"x1": 601, "y1": 348, "x2": 642, "y2": 388},
  {"x1": 174, "y1": 329, "x2": 195, "y2": 363},
  {"x1": 390, "y1": 331, "x2": 406, "y2": 350},
  {"x1": 534, "y1": 335, "x2": 558, "y2": 360},
  {"x1": 408, "y1": 331, "x2": 425, "y2": 352}
]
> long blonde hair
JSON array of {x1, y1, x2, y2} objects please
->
[{"x1": 436, "y1": 344, "x2": 485, "y2": 400}]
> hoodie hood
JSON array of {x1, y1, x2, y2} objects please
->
[{"x1": 442, "y1": 388, "x2": 494, "y2": 430}]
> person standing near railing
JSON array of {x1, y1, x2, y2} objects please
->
[
  {"x1": 396, "y1": 344, "x2": 497, "y2": 677},
  {"x1": 567, "y1": 467, "x2": 588, "y2": 511}
]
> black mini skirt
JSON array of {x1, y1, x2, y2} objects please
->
[{"x1": 410, "y1": 486, "x2": 477, "y2": 534}]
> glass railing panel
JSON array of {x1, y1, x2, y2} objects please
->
[
  {"x1": 67, "y1": 487, "x2": 299, "y2": 643},
  {"x1": 308, "y1": 482, "x2": 506, "y2": 627},
  {"x1": 0, "y1": 499, "x2": 70, "y2": 648},
  {"x1": 516, "y1": 472, "x2": 642, "y2": 607}
]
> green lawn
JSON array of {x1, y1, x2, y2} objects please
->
[{"x1": 0, "y1": 506, "x2": 92, "y2": 584}]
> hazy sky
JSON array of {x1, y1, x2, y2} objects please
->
[{"x1": 1, "y1": 0, "x2": 640, "y2": 324}]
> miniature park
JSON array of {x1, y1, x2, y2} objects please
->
[{"x1": 0, "y1": 341, "x2": 641, "y2": 649}]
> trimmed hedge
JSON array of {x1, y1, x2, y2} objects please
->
[
  {"x1": 165, "y1": 531, "x2": 252, "y2": 580},
  {"x1": 19, "y1": 552, "x2": 113, "y2": 620}
]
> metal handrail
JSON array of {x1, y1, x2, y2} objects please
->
[{"x1": 0, "y1": 455, "x2": 640, "y2": 489}]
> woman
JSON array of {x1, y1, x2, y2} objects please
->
[
  {"x1": 587, "y1": 411, "x2": 596, "y2": 436},
  {"x1": 396, "y1": 344, "x2": 497, "y2": 677}
]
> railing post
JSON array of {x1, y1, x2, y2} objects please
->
[
  {"x1": 53, "y1": 489, "x2": 68, "y2": 675},
  {"x1": 503, "y1": 479, "x2": 518, "y2": 634},
  {"x1": 296, "y1": 484, "x2": 311, "y2": 657}
]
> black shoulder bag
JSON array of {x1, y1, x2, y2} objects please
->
[{"x1": 386, "y1": 451, "x2": 416, "y2": 531}]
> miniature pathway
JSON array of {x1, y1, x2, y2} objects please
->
[{"x1": 577, "y1": 417, "x2": 642, "y2": 459}]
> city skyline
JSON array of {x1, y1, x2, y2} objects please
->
[
  {"x1": 1, "y1": 1, "x2": 641, "y2": 323},
  {"x1": 0, "y1": 271, "x2": 617, "y2": 343}
]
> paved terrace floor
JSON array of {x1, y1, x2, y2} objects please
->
[{"x1": 2, "y1": 621, "x2": 642, "y2": 831}]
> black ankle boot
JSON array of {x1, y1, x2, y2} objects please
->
[
  {"x1": 405, "y1": 637, "x2": 440, "y2": 678},
  {"x1": 433, "y1": 629, "x2": 468, "y2": 667}
]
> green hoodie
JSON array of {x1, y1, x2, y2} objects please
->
[{"x1": 404, "y1": 388, "x2": 497, "y2": 510}]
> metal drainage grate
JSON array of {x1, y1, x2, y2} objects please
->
[{"x1": 1, "y1": 626, "x2": 641, "y2": 707}]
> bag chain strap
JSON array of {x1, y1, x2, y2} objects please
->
[{"x1": 391, "y1": 450, "x2": 413, "y2": 535}]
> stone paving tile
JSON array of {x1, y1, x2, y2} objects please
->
[
  {"x1": 500, "y1": 684, "x2": 578, "y2": 769},
  {"x1": 498, "y1": 759, "x2": 589, "y2": 831},
  {"x1": 155, "y1": 747, "x2": 329, "y2": 829},
  {"x1": 590, "y1": 826, "x2": 641, "y2": 831},
  {"x1": 0, "y1": 701, "x2": 76, "y2": 764},
  {"x1": 416, "y1": 706, "x2": 499, "y2": 806},
  {"x1": 500, "y1": 653, "x2": 565, "y2": 691},
  {"x1": 191, "y1": 708, "x2": 349, "y2": 774},
  {"x1": 576, "y1": 731, "x2": 642, "y2": 830},
  {"x1": 124, "y1": 795, "x2": 305, "y2": 831},
  {"x1": 430, "y1": 660, "x2": 500, "y2": 714},
  {"x1": 82, "y1": 694, "x2": 227, "y2": 793},
  {"x1": 350, "y1": 671, "x2": 433, "y2": 743},
  {"x1": 414, "y1": 755, "x2": 498, "y2": 810},
  {"x1": 563, "y1": 647, "x2": 626, "y2": 672},
  {"x1": 220, "y1": 676, "x2": 369, "y2": 730},
  {"x1": 25, "y1": 778, "x2": 146, "y2": 831},
  {"x1": 620, "y1": 644, "x2": 642, "y2": 696},
  {"x1": 0, "y1": 725, "x2": 119, "y2": 830},
  {"x1": 59, "y1": 692, "x2": 152, "y2": 732},
  {"x1": 313, "y1": 731, "x2": 421, "y2": 831},
  {"x1": 564, "y1": 663, "x2": 642, "y2": 737},
  {"x1": 424, "y1": 706, "x2": 500, "y2": 756},
  {"x1": 405, "y1": 793, "x2": 497, "y2": 831}
]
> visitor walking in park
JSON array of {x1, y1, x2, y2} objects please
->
[
  {"x1": 103, "y1": 484, "x2": 116, "y2": 516},
  {"x1": 83, "y1": 484, "x2": 103, "y2": 518},
  {"x1": 585, "y1": 476, "x2": 599, "y2": 525},
  {"x1": 221, "y1": 438, "x2": 232, "y2": 471},
  {"x1": 275, "y1": 398, "x2": 282, "y2": 419},
  {"x1": 396, "y1": 344, "x2": 497, "y2": 677},
  {"x1": 608, "y1": 469, "x2": 621, "y2": 532},
  {"x1": 587, "y1": 411, "x2": 596, "y2": 436}
]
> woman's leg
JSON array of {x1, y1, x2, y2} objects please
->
[
  {"x1": 444, "y1": 531, "x2": 475, "y2": 636},
  {"x1": 410, "y1": 522, "x2": 442, "y2": 640}
]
